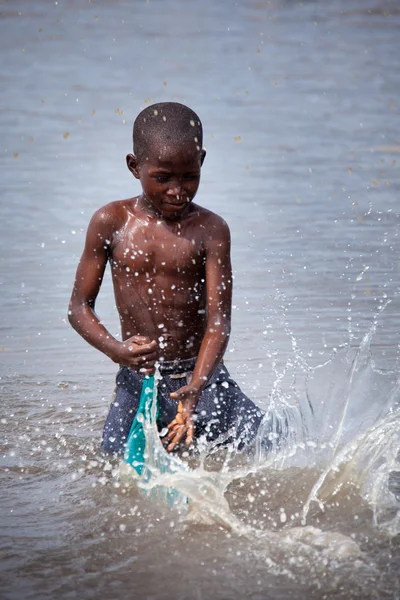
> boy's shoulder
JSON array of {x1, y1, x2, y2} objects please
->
[
  {"x1": 88, "y1": 198, "x2": 135, "y2": 235},
  {"x1": 190, "y1": 202, "x2": 230, "y2": 234}
]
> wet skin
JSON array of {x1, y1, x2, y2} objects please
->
[{"x1": 69, "y1": 143, "x2": 232, "y2": 450}]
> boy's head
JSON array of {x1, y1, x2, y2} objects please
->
[
  {"x1": 127, "y1": 102, "x2": 206, "y2": 219},
  {"x1": 132, "y1": 102, "x2": 203, "y2": 164}
]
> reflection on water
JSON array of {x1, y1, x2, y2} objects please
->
[{"x1": 1, "y1": 0, "x2": 400, "y2": 598}]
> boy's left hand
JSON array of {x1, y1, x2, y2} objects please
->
[{"x1": 165, "y1": 386, "x2": 199, "y2": 452}]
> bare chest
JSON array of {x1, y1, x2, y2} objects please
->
[{"x1": 110, "y1": 219, "x2": 206, "y2": 277}]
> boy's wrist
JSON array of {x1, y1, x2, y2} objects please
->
[
  {"x1": 103, "y1": 338, "x2": 122, "y2": 362},
  {"x1": 188, "y1": 376, "x2": 208, "y2": 394}
]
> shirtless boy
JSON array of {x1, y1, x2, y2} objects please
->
[{"x1": 69, "y1": 102, "x2": 264, "y2": 455}]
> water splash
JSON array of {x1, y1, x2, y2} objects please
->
[
  {"x1": 120, "y1": 316, "x2": 399, "y2": 543},
  {"x1": 300, "y1": 322, "x2": 400, "y2": 529}
]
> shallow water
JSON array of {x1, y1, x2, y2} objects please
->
[{"x1": 1, "y1": 0, "x2": 400, "y2": 598}]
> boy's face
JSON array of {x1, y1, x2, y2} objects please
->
[{"x1": 127, "y1": 142, "x2": 205, "y2": 220}]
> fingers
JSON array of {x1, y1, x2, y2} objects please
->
[
  {"x1": 166, "y1": 421, "x2": 194, "y2": 452},
  {"x1": 175, "y1": 413, "x2": 184, "y2": 425},
  {"x1": 124, "y1": 341, "x2": 159, "y2": 371},
  {"x1": 127, "y1": 340, "x2": 158, "y2": 356},
  {"x1": 137, "y1": 350, "x2": 158, "y2": 363},
  {"x1": 167, "y1": 426, "x2": 186, "y2": 452},
  {"x1": 185, "y1": 422, "x2": 195, "y2": 447},
  {"x1": 165, "y1": 418, "x2": 181, "y2": 434},
  {"x1": 166, "y1": 404, "x2": 186, "y2": 429},
  {"x1": 127, "y1": 335, "x2": 151, "y2": 345},
  {"x1": 129, "y1": 354, "x2": 157, "y2": 370},
  {"x1": 163, "y1": 403, "x2": 194, "y2": 452}
]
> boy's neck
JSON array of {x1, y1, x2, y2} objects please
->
[
  {"x1": 135, "y1": 193, "x2": 190, "y2": 223},
  {"x1": 136, "y1": 193, "x2": 160, "y2": 219}
]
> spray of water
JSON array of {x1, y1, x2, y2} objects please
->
[{"x1": 119, "y1": 310, "x2": 400, "y2": 548}]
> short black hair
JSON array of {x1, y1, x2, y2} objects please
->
[{"x1": 132, "y1": 102, "x2": 203, "y2": 163}]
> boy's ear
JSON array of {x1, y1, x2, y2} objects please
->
[
  {"x1": 126, "y1": 154, "x2": 140, "y2": 179},
  {"x1": 200, "y1": 149, "x2": 206, "y2": 166}
]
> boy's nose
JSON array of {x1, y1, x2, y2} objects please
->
[{"x1": 166, "y1": 181, "x2": 182, "y2": 197}]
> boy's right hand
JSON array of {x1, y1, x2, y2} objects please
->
[{"x1": 111, "y1": 336, "x2": 158, "y2": 374}]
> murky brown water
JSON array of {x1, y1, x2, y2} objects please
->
[{"x1": 1, "y1": 0, "x2": 399, "y2": 598}]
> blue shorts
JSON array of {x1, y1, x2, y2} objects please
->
[{"x1": 102, "y1": 358, "x2": 265, "y2": 455}]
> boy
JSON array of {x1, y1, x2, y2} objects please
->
[{"x1": 68, "y1": 102, "x2": 264, "y2": 455}]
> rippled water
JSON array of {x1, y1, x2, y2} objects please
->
[{"x1": 1, "y1": 0, "x2": 400, "y2": 598}]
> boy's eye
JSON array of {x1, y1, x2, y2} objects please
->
[
  {"x1": 155, "y1": 175, "x2": 170, "y2": 183},
  {"x1": 184, "y1": 174, "x2": 199, "y2": 181}
]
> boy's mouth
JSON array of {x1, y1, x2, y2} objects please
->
[{"x1": 163, "y1": 198, "x2": 188, "y2": 208}]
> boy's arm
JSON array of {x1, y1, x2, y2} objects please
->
[
  {"x1": 188, "y1": 217, "x2": 232, "y2": 391},
  {"x1": 68, "y1": 207, "x2": 157, "y2": 372},
  {"x1": 166, "y1": 216, "x2": 232, "y2": 450}
]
